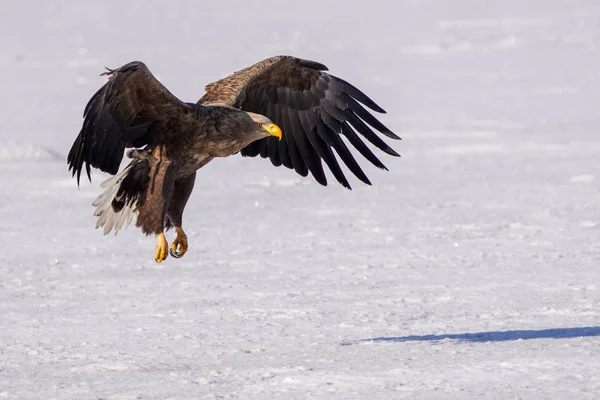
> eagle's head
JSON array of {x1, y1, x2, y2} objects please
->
[{"x1": 247, "y1": 112, "x2": 282, "y2": 140}]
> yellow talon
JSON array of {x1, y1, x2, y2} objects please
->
[
  {"x1": 155, "y1": 233, "x2": 169, "y2": 263},
  {"x1": 169, "y1": 227, "x2": 188, "y2": 259}
]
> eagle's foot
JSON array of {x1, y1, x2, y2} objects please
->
[
  {"x1": 169, "y1": 227, "x2": 188, "y2": 259},
  {"x1": 155, "y1": 233, "x2": 169, "y2": 263}
]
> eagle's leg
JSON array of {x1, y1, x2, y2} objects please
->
[
  {"x1": 155, "y1": 232, "x2": 169, "y2": 263},
  {"x1": 133, "y1": 145, "x2": 175, "y2": 263},
  {"x1": 166, "y1": 172, "x2": 196, "y2": 259}
]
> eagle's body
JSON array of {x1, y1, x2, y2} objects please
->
[
  {"x1": 141, "y1": 105, "x2": 276, "y2": 177},
  {"x1": 67, "y1": 55, "x2": 400, "y2": 262}
]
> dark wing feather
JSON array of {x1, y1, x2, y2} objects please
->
[
  {"x1": 204, "y1": 56, "x2": 400, "y2": 189},
  {"x1": 280, "y1": 107, "x2": 309, "y2": 177},
  {"x1": 67, "y1": 61, "x2": 191, "y2": 185}
]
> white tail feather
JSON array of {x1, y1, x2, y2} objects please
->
[{"x1": 92, "y1": 165, "x2": 138, "y2": 235}]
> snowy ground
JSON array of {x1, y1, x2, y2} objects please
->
[{"x1": 1, "y1": 0, "x2": 600, "y2": 398}]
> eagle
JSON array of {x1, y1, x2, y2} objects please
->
[{"x1": 67, "y1": 56, "x2": 400, "y2": 263}]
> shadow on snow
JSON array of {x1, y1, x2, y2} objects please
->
[{"x1": 342, "y1": 326, "x2": 600, "y2": 345}]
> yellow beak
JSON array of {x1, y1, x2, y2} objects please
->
[{"x1": 264, "y1": 123, "x2": 282, "y2": 140}]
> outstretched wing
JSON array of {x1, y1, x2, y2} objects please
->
[
  {"x1": 68, "y1": 61, "x2": 192, "y2": 185},
  {"x1": 199, "y1": 56, "x2": 400, "y2": 189}
]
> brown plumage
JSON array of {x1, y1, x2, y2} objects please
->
[{"x1": 67, "y1": 56, "x2": 400, "y2": 263}]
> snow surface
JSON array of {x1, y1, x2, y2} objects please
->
[{"x1": 1, "y1": 0, "x2": 600, "y2": 398}]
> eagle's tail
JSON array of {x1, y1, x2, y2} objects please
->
[{"x1": 92, "y1": 158, "x2": 151, "y2": 235}]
